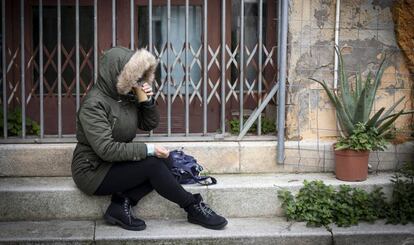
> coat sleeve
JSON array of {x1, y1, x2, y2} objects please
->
[
  {"x1": 137, "y1": 97, "x2": 160, "y2": 131},
  {"x1": 79, "y1": 100, "x2": 148, "y2": 162}
]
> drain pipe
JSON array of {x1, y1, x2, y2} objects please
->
[
  {"x1": 334, "y1": 0, "x2": 341, "y2": 90},
  {"x1": 334, "y1": 0, "x2": 341, "y2": 136},
  {"x1": 277, "y1": 0, "x2": 288, "y2": 165}
]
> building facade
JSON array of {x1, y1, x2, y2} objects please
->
[{"x1": 0, "y1": 0, "x2": 412, "y2": 147}]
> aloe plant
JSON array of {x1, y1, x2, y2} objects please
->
[{"x1": 310, "y1": 47, "x2": 413, "y2": 138}]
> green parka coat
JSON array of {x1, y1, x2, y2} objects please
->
[{"x1": 71, "y1": 47, "x2": 159, "y2": 195}]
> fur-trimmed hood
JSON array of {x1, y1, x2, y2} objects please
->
[
  {"x1": 116, "y1": 49, "x2": 158, "y2": 95},
  {"x1": 96, "y1": 47, "x2": 158, "y2": 99}
]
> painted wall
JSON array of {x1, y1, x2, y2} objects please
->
[{"x1": 286, "y1": 0, "x2": 413, "y2": 140}]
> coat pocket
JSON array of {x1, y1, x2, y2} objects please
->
[{"x1": 85, "y1": 158, "x2": 101, "y2": 170}]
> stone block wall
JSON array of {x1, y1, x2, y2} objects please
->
[{"x1": 286, "y1": 0, "x2": 413, "y2": 140}]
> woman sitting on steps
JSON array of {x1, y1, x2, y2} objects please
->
[{"x1": 71, "y1": 46, "x2": 227, "y2": 231}]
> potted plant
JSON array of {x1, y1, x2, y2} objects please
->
[{"x1": 311, "y1": 47, "x2": 413, "y2": 181}]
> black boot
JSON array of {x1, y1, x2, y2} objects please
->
[
  {"x1": 184, "y1": 193, "x2": 228, "y2": 230},
  {"x1": 103, "y1": 194, "x2": 146, "y2": 231}
]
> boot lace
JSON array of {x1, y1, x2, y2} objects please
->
[
  {"x1": 194, "y1": 201, "x2": 215, "y2": 217},
  {"x1": 123, "y1": 199, "x2": 134, "y2": 224}
]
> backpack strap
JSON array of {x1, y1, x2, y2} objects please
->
[
  {"x1": 193, "y1": 175, "x2": 217, "y2": 186},
  {"x1": 186, "y1": 171, "x2": 217, "y2": 186}
]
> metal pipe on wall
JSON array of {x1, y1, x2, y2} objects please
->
[
  {"x1": 333, "y1": 0, "x2": 342, "y2": 137},
  {"x1": 277, "y1": 0, "x2": 282, "y2": 67},
  {"x1": 277, "y1": 0, "x2": 288, "y2": 164},
  {"x1": 334, "y1": 0, "x2": 341, "y2": 90},
  {"x1": 276, "y1": 0, "x2": 282, "y2": 135}
]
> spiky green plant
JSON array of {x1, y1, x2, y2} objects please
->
[{"x1": 310, "y1": 47, "x2": 413, "y2": 140}]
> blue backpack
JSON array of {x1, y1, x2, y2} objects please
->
[{"x1": 168, "y1": 149, "x2": 217, "y2": 186}]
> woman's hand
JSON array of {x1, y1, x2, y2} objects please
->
[
  {"x1": 132, "y1": 82, "x2": 154, "y2": 101},
  {"x1": 154, "y1": 145, "x2": 170, "y2": 158},
  {"x1": 141, "y1": 82, "x2": 154, "y2": 97}
]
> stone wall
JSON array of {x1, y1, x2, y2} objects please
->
[
  {"x1": 286, "y1": 0, "x2": 413, "y2": 140},
  {"x1": 393, "y1": 0, "x2": 414, "y2": 74}
]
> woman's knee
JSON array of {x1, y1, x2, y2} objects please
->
[{"x1": 142, "y1": 157, "x2": 169, "y2": 172}]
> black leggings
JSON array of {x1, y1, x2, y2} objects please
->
[{"x1": 94, "y1": 156, "x2": 195, "y2": 208}]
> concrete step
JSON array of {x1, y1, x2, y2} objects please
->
[
  {"x1": 1, "y1": 142, "x2": 412, "y2": 177},
  {"x1": 0, "y1": 173, "x2": 393, "y2": 221},
  {"x1": 0, "y1": 218, "x2": 413, "y2": 245}
]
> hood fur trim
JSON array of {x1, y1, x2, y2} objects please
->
[{"x1": 116, "y1": 49, "x2": 158, "y2": 95}]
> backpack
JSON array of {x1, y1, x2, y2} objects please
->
[{"x1": 168, "y1": 149, "x2": 217, "y2": 186}]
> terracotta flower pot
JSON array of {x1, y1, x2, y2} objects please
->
[{"x1": 334, "y1": 146, "x2": 370, "y2": 181}]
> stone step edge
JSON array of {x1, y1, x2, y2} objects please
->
[
  {"x1": 0, "y1": 218, "x2": 413, "y2": 245},
  {"x1": 0, "y1": 172, "x2": 394, "y2": 191},
  {"x1": 0, "y1": 173, "x2": 395, "y2": 221},
  {"x1": 1, "y1": 141, "x2": 412, "y2": 177}
]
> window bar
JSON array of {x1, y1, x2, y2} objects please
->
[
  {"x1": 94, "y1": 0, "x2": 98, "y2": 84},
  {"x1": 148, "y1": 0, "x2": 153, "y2": 136},
  {"x1": 76, "y1": 0, "x2": 80, "y2": 111},
  {"x1": 239, "y1": 0, "x2": 245, "y2": 132},
  {"x1": 148, "y1": 0, "x2": 152, "y2": 52},
  {"x1": 20, "y1": 0, "x2": 26, "y2": 138},
  {"x1": 257, "y1": 0, "x2": 263, "y2": 135},
  {"x1": 277, "y1": 0, "x2": 288, "y2": 164},
  {"x1": 112, "y1": 0, "x2": 116, "y2": 47},
  {"x1": 57, "y1": 0, "x2": 62, "y2": 137},
  {"x1": 220, "y1": 0, "x2": 226, "y2": 135},
  {"x1": 2, "y1": 0, "x2": 7, "y2": 138},
  {"x1": 167, "y1": 0, "x2": 171, "y2": 136},
  {"x1": 185, "y1": 0, "x2": 189, "y2": 136},
  {"x1": 203, "y1": 0, "x2": 207, "y2": 135},
  {"x1": 130, "y1": 0, "x2": 134, "y2": 50},
  {"x1": 39, "y1": 0, "x2": 44, "y2": 138}
]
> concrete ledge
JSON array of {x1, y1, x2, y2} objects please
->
[
  {"x1": 0, "y1": 220, "x2": 94, "y2": 244},
  {"x1": 95, "y1": 217, "x2": 331, "y2": 245},
  {"x1": 1, "y1": 141, "x2": 412, "y2": 177},
  {"x1": 0, "y1": 173, "x2": 393, "y2": 221},
  {"x1": 332, "y1": 220, "x2": 414, "y2": 245},
  {"x1": 0, "y1": 144, "x2": 75, "y2": 177},
  {"x1": 1, "y1": 218, "x2": 412, "y2": 245},
  {"x1": 96, "y1": 218, "x2": 414, "y2": 245}
]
